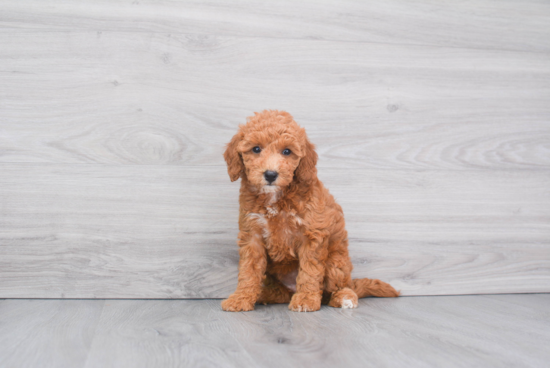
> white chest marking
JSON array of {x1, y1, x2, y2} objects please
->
[
  {"x1": 266, "y1": 206, "x2": 278, "y2": 217},
  {"x1": 247, "y1": 213, "x2": 270, "y2": 239},
  {"x1": 292, "y1": 214, "x2": 303, "y2": 226}
]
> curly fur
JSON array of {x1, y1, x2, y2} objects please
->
[{"x1": 221, "y1": 110, "x2": 399, "y2": 312}]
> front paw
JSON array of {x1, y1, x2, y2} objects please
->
[
  {"x1": 221, "y1": 294, "x2": 255, "y2": 312},
  {"x1": 288, "y1": 292, "x2": 321, "y2": 312}
]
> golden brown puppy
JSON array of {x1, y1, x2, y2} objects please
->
[{"x1": 222, "y1": 110, "x2": 398, "y2": 312}]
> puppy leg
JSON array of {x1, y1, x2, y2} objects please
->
[
  {"x1": 288, "y1": 240, "x2": 325, "y2": 312},
  {"x1": 222, "y1": 233, "x2": 267, "y2": 312},
  {"x1": 257, "y1": 274, "x2": 292, "y2": 305},
  {"x1": 324, "y1": 241, "x2": 358, "y2": 308}
]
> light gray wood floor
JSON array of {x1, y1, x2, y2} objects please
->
[
  {"x1": 0, "y1": 295, "x2": 549, "y2": 368},
  {"x1": 1, "y1": 0, "x2": 549, "y2": 298}
]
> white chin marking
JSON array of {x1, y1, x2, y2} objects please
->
[
  {"x1": 266, "y1": 206, "x2": 278, "y2": 216},
  {"x1": 260, "y1": 185, "x2": 279, "y2": 194},
  {"x1": 341, "y1": 298, "x2": 357, "y2": 309}
]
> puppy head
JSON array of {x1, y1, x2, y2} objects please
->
[{"x1": 223, "y1": 110, "x2": 317, "y2": 192}]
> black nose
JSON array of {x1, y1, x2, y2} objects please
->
[{"x1": 264, "y1": 170, "x2": 278, "y2": 184}]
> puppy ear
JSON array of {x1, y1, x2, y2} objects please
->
[
  {"x1": 223, "y1": 131, "x2": 244, "y2": 182},
  {"x1": 294, "y1": 136, "x2": 318, "y2": 184}
]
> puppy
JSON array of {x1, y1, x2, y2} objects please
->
[{"x1": 222, "y1": 110, "x2": 398, "y2": 312}]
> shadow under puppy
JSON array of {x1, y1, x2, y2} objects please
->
[{"x1": 222, "y1": 110, "x2": 399, "y2": 312}]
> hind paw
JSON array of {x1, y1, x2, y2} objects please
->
[{"x1": 328, "y1": 288, "x2": 358, "y2": 309}]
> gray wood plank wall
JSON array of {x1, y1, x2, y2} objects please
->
[{"x1": 1, "y1": 0, "x2": 549, "y2": 298}]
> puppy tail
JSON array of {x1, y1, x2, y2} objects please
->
[{"x1": 352, "y1": 278, "x2": 400, "y2": 298}]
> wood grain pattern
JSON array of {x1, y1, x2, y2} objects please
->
[
  {"x1": 1, "y1": 31, "x2": 549, "y2": 169},
  {"x1": 0, "y1": 299, "x2": 104, "y2": 368},
  {"x1": 0, "y1": 1, "x2": 549, "y2": 298},
  {"x1": 1, "y1": 164, "x2": 548, "y2": 298},
  {"x1": 1, "y1": 296, "x2": 549, "y2": 367},
  {"x1": 2, "y1": 0, "x2": 550, "y2": 52},
  {"x1": 0, "y1": 32, "x2": 550, "y2": 169}
]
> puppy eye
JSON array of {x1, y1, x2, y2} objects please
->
[
  {"x1": 282, "y1": 148, "x2": 291, "y2": 156},
  {"x1": 252, "y1": 146, "x2": 261, "y2": 153}
]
